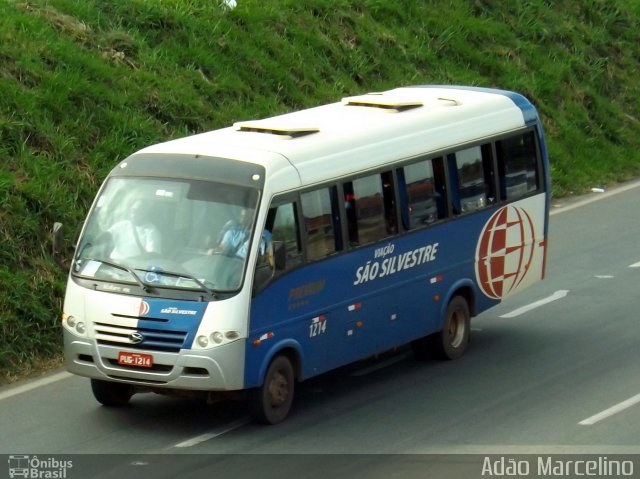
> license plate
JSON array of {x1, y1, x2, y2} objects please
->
[{"x1": 118, "y1": 351, "x2": 153, "y2": 368}]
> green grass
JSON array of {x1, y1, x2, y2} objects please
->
[{"x1": 1, "y1": 0, "x2": 639, "y2": 381}]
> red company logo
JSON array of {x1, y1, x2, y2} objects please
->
[
  {"x1": 138, "y1": 300, "x2": 150, "y2": 317},
  {"x1": 475, "y1": 205, "x2": 535, "y2": 300}
]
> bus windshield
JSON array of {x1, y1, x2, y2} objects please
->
[{"x1": 73, "y1": 177, "x2": 260, "y2": 293}]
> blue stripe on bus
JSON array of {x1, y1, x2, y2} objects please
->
[{"x1": 137, "y1": 299, "x2": 207, "y2": 349}]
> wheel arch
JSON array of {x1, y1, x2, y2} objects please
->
[
  {"x1": 441, "y1": 279, "x2": 476, "y2": 319},
  {"x1": 257, "y1": 339, "x2": 303, "y2": 386}
]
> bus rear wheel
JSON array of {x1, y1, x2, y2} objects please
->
[
  {"x1": 412, "y1": 295, "x2": 470, "y2": 360},
  {"x1": 248, "y1": 355, "x2": 295, "y2": 425},
  {"x1": 439, "y1": 295, "x2": 471, "y2": 359},
  {"x1": 91, "y1": 379, "x2": 133, "y2": 407}
]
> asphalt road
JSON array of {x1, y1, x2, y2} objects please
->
[{"x1": 2, "y1": 181, "x2": 640, "y2": 478}]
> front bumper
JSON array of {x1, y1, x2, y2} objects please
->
[{"x1": 64, "y1": 330, "x2": 246, "y2": 391}]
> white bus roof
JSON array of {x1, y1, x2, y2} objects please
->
[{"x1": 137, "y1": 86, "x2": 533, "y2": 188}]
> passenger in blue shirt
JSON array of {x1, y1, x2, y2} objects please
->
[
  {"x1": 236, "y1": 229, "x2": 272, "y2": 260},
  {"x1": 210, "y1": 209, "x2": 272, "y2": 262}
]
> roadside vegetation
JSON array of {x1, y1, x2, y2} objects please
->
[{"x1": 1, "y1": 0, "x2": 639, "y2": 383}]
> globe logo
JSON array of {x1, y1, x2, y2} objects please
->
[
  {"x1": 138, "y1": 300, "x2": 150, "y2": 317},
  {"x1": 475, "y1": 205, "x2": 535, "y2": 299}
]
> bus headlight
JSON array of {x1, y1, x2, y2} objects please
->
[
  {"x1": 193, "y1": 330, "x2": 242, "y2": 350},
  {"x1": 62, "y1": 313, "x2": 87, "y2": 337}
]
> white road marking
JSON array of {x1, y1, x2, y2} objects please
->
[
  {"x1": 629, "y1": 261, "x2": 640, "y2": 268},
  {"x1": 173, "y1": 418, "x2": 249, "y2": 448},
  {"x1": 0, "y1": 371, "x2": 73, "y2": 401},
  {"x1": 579, "y1": 393, "x2": 640, "y2": 426},
  {"x1": 351, "y1": 352, "x2": 412, "y2": 377},
  {"x1": 594, "y1": 275, "x2": 615, "y2": 279},
  {"x1": 499, "y1": 290, "x2": 569, "y2": 319},
  {"x1": 550, "y1": 179, "x2": 640, "y2": 216}
]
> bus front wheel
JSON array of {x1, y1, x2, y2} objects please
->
[
  {"x1": 91, "y1": 379, "x2": 133, "y2": 407},
  {"x1": 412, "y1": 295, "x2": 470, "y2": 360},
  {"x1": 248, "y1": 355, "x2": 295, "y2": 425}
]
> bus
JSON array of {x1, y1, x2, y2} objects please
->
[{"x1": 55, "y1": 85, "x2": 550, "y2": 424}]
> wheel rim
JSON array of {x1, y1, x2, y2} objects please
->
[
  {"x1": 448, "y1": 309, "x2": 465, "y2": 348},
  {"x1": 267, "y1": 369, "x2": 289, "y2": 408}
]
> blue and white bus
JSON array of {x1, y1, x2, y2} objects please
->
[{"x1": 58, "y1": 85, "x2": 550, "y2": 424}]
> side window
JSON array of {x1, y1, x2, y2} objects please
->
[
  {"x1": 451, "y1": 144, "x2": 495, "y2": 215},
  {"x1": 269, "y1": 202, "x2": 303, "y2": 272},
  {"x1": 301, "y1": 186, "x2": 340, "y2": 261},
  {"x1": 344, "y1": 171, "x2": 396, "y2": 247},
  {"x1": 497, "y1": 131, "x2": 540, "y2": 201},
  {"x1": 397, "y1": 157, "x2": 446, "y2": 229}
]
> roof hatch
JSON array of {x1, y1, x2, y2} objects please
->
[
  {"x1": 342, "y1": 93, "x2": 461, "y2": 111},
  {"x1": 234, "y1": 121, "x2": 319, "y2": 138},
  {"x1": 342, "y1": 93, "x2": 424, "y2": 111}
]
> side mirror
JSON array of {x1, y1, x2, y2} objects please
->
[{"x1": 52, "y1": 222, "x2": 68, "y2": 271}]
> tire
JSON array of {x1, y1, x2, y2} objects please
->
[
  {"x1": 412, "y1": 295, "x2": 470, "y2": 360},
  {"x1": 91, "y1": 379, "x2": 133, "y2": 407},
  {"x1": 248, "y1": 355, "x2": 295, "y2": 425}
]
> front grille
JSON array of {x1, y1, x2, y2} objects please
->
[
  {"x1": 95, "y1": 321, "x2": 187, "y2": 353},
  {"x1": 106, "y1": 358, "x2": 173, "y2": 372}
]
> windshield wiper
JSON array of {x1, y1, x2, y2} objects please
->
[
  {"x1": 135, "y1": 268, "x2": 217, "y2": 298},
  {"x1": 78, "y1": 258, "x2": 152, "y2": 292}
]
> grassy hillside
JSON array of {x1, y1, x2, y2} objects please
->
[{"x1": 1, "y1": 0, "x2": 639, "y2": 381}]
